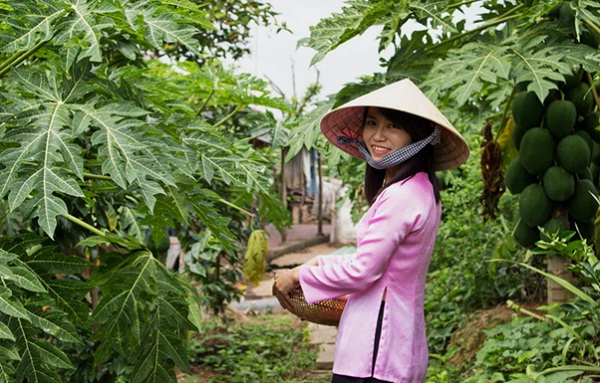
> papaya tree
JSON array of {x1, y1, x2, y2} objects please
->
[
  {"x1": 0, "y1": 0, "x2": 290, "y2": 381},
  {"x1": 288, "y1": 0, "x2": 600, "y2": 304}
]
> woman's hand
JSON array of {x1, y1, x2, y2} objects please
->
[
  {"x1": 274, "y1": 267, "x2": 300, "y2": 294},
  {"x1": 273, "y1": 267, "x2": 300, "y2": 311},
  {"x1": 303, "y1": 257, "x2": 319, "y2": 267}
]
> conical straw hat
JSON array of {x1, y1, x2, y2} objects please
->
[{"x1": 320, "y1": 79, "x2": 470, "y2": 171}]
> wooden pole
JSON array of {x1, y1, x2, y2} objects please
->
[
  {"x1": 317, "y1": 151, "x2": 324, "y2": 236},
  {"x1": 280, "y1": 148, "x2": 287, "y2": 243},
  {"x1": 547, "y1": 254, "x2": 574, "y2": 304}
]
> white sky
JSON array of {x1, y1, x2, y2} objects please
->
[
  {"x1": 227, "y1": 1, "x2": 482, "y2": 102},
  {"x1": 228, "y1": 0, "x2": 391, "y2": 100}
]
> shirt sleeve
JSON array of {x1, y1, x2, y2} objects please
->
[
  {"x1": 299, "y1": 179, "x2": 433, "y2": 304},
  {"x1": 316, "y1": 253, "x2": 355, "y2": 266}
]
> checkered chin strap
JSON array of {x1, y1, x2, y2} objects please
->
[{"x1": 337, "y1": 126, "x2": 441, "y2": 170}]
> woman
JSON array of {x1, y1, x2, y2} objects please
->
[{"x1": 274, "y1": 79, "x2": 469, "y2": 383}]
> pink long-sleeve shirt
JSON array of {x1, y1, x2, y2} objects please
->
[{"x1": 299, "y1": 172, "x2": 441, "y2": 382}]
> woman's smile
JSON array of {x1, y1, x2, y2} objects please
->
[
  {"x1": 370, "y1": 145, "x2": 391, "y2": 156},
  {"x1": 363, "y1": 107, "x2": 413, "y2": 161}
]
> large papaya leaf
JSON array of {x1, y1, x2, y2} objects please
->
[
  {"x1": 4, "y1": 237, "x2": 92, "y2": 331},
  {"x1": 510, "y1": 35, "x2": 574, "y2": 101},
  {"x1": 53, "y1": 0, "x2": 116, "y2": 69},
  {"x1": 0, "y1": 236, "x2": 90, "y2": 383},
  {"x1": 284, "y1": 99, "x2": 334, "y2": 162},
  {"x1": 88, "y1": 250, "x2": 196, "y2": 377},
  {"x1": 299, "y1": 0, "x2": 399, "y2": 66},
  {"x1": 1, "y1": 0, "x2": 210, "y2": 71},
  {"x1": 0, "y1": 1, "x2": 64, "y2": 54},
  {"x1": 183, "y1": 125, "x2": 272, "y2": 192},
  {"x1": 129, "y1": 268, "x2": 193, "y2": 383},
  {"x1": 0, "y1": 66, "x2": 89, "y2": 237},
  {"x1": 120, "y1": 0, "x2": 207, "y2": 58},
  {"x1": 12, "y1": 317, "x2": 73, "y2": 383},
  {"x1": 425, "y1": 42, "x2": 511, "y2": 106},
  {"x1": 300, "y1": 0, "x2": 463, "y2": 66}
]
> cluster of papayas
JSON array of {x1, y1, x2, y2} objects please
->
[{"x1": 507, "y1": 68, "x2": 599, "y2": 248}]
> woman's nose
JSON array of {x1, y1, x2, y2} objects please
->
[{"x1": 372, "y1": 125, "x2": 386, "y2": 140}]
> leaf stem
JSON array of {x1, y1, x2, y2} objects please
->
[
  {"x1": 213, "y1": 105, "x2": 243, "y2": 127},
  {"x1": 83, "y1": 172, "x2": 114, "y2": 181},
  {"x1": 0, "y1": 39, "x2": 49, "y2": 78},
  {"x1": 584, "y1": 18, "x2": 600, "y2": 35},
  {"x1": 506, "y1": 299, "x2": 547, "y2": 321},
  {"x1": 218, "y1": 198, "x2": 254, "y2": 218},
  {"x1": 197, "y1": 89, "x2": 215, "y2": 115},
  {"x1": 62, "y1": 213, "x2": 105, "y2": 237},
  {"x1": 586, "y1": 72, "x2": 600, "y2": 110},
  {"x1": 496, "y1": 86, "x2": 518, "y2": 141}
]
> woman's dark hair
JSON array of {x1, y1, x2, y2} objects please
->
[{"x1": 363, "y1": 107, "x2": 441, "y2": 205}]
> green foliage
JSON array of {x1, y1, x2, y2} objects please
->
[
  {"x1": 0, "y1": 235, "x2": 90, "y2": 383},
  {"x1": 424, "y1": 140, "x2": 542, "y2": 355},
  {"x1": 0, "y1": 0, "x2": 292, "y2": 381},
  {"x1": 187, "y1": 315, "x2": 323, "y2": 383},
  {"x1": 88, "y1": 249, "x2": 199, "y2": 382},
  {"x1": 183, "y1": 230, "x2": 244, "y2": 315},
  {"x1": 462, "y1": 230, "x2": 600, "y2": 382}
]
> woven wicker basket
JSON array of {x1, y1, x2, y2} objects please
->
[{"x1": 273, "y1": 284, "x2": 346, "y2": 326}]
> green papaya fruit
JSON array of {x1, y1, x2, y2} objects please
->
[
  {"x1": 547, "y1": 4, "x2": 561, "y2": 18},
  {"x1": 519, "y1": 128, "x2": 555, "y2": 175},
  {"x1": 512, "y1": 123, "x2": 528, "y2": 149},
  {"x1": 557, "y1": 134, "x2": 591, "y2": 173},
  {"x1": 543, "y1": 166, "x2": 575, "y2": 201},
  {"x1": 566, "y1": 82, "x2": 595, "y2": 116},
  {"x1": 582, "y1": 111, "x2": 600, "y2": 142},
  {"x1": 519, "y1": 183, "x2": 554, "y2": 227},
  {"x1": 514, "y1": 219, "x2": 539, "y2": 248},
  {"x1": 512, "y1": 91, "x2": 544, "y2": 130},
  {"x1": 574, "y1": 130, "x2": 593, "y2": 152},
  {"x1": 578, "y1": 167, "x2": 593, "y2": 182},
  {"x1": 540, "y1": 218, "x2": 569, "y2": 241},
  {"x1": 580, "y1": 28, "x2": 600, "y2": 49},
  {"x1": 544, "y1": 99, "x2": 577, "y2": 138},
  {"x1": 592, "y1": 141, "x2": 600, "y2": 165},
  {"x1": 567, "y1": 179, "x2": 599, "y2": 222},
  {"x1": 505, "y1": 157, "x2": 537, "y2": 195},
  {"x1": 559, "y1": 3, "x2": 575, "y2": 26}
]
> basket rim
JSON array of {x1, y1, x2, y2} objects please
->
[{"x1": 272, "y1": 284, "x2": 346, "y2": 326}]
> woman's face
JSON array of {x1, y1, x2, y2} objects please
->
[{"x1": 362, "y1": 107, "x2": 413, "y2": 161}]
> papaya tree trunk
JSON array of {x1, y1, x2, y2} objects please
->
[{"x1": 547, "y1": 254, "x2": 574, "y2": 304}]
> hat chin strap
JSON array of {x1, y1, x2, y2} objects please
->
[{"x1": 338, "y1": 127, "x2": 441, "y2": 170}]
